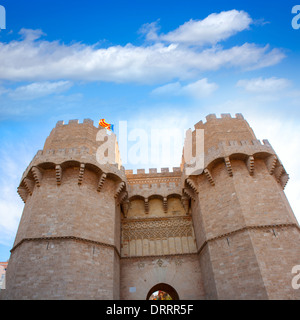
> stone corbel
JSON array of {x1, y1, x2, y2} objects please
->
[
  {"x1": 78, "y1": 163, "x2": 85, "y2": 185},
  {"x1": 115, "y1": 181, "x2": 126, "y2": 199},
  {"x1": 163, "y1": 197, "x2": 168, "y2": 213},
  {"x1": 144, "y1": 198, "x2": 149, "y2": 214},
  {"x1": 97, "y1": 172, "x2": 107, "y2": 192},
  {"x1": 23, "y1": 178, "x2": 34, "y2": 195},
  {"x1": 224, "y1": 157, "x2": 233, "y2": 177},
  {"x1": 204, "y1": 168, "x2": 215, "y2": 186},
  {"x1": 121, "y1": 200, "x2": 130, "y2": 218},
  {"x1": 274, "y1": 165, "x2": 284, "y2": 182},
  {"x1": 31, "y1": 166, "x2": 43, "y2": 187},
  {"x1": 280, "y1": 173, "x2": 289, "y2": 189},
  {"x1": 17, "y1": 187, "x2": 29, "y2": 203},
  {"x1": 246, "y1": 156, "x2": 254, "y2": 176},
  {"x1": 118, "y1": 190, "x2": 128, "y2": 205},
  {"x1": 183, "y1": 188, "x2": 195, "y2": 201},
  {"x1": 181, "y1": 196, "x2": 190, "y2": 215},
  {"x1": 55, "y1": 165, "x2": 62, "y2": 185},
  {"x1": 186, "y1": 178, "x2": 199, "y2": 194},
  {"x1": 265, "y1": 155, "x2": 277, "y2": 175}
]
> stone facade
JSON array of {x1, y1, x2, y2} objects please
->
[
  {"x1": 3, "y1": 114, "x2": 300, "y2": 300},
  {"x1": 0, "y1": 262, "x2": 8, "y2": 290}
]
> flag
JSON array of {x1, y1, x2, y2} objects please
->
[{"x1": 99, "y1": 119, "x2": 114, "y2": 131}]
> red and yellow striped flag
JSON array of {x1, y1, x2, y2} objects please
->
[{"x1": 99, "y1": 119, "x2": 114, "y2": 131}]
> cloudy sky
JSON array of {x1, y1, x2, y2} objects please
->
[{"x1": 0, "y1": 0, "x2": 299, "y2": 261}]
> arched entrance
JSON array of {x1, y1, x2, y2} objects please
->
[{"x1": 146, "y1": 283, "x2": 179, "y2": 300}]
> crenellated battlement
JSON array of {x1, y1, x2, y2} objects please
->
[
  {"x1": 126, "y1": 167, "x2": 182, "y2": 203},
  {"x1": 19, "y1": 114, "x2": 290, "y2": 206},
  {"x1": 203, "y1": 138, "x2": 275, "y2": 168},
  {"x1": 194, "y1": 113, "x2": 245, "y2": 128},
  {"x1": 44, "y1": 118, "x2": 117, "y2": 156},
  {"x1": 182, "y1": 136, "x2": 288, "y2": 191},
  {"x1": 125, "y1": 167, "x2": 181, "y2": 176},
  {"x1": 55, "y1": 118, "x2": 96, "y2": 128},
  {"x1": 56, "y1": 113, "x2": 244, "y2": 131},
  {"x1": 20, "y1": 146, "x2": 126, "y2": 184}
]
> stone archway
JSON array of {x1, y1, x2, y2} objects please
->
[{"x1": 146, "y1": 283, "x2": 179, "y2": 300}]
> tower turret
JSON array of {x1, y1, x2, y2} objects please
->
[
  {"x1": 182, "y1": 113, "x2": 300, "y2": 299},
  {"x1": 5, "y1": 119, "x2": 127, "y2": 299}
]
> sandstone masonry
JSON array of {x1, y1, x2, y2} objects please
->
[{"x1": 3, "y1": 114, "x2": 300, "y2": 300}]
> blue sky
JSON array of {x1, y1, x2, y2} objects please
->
[{"x1": 0, "y1": 0, "x2": 300, "y2": 261}]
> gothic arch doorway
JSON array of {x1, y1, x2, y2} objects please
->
[{"x1": 146, "y1": 283, "x2": 179, "y2": 300}]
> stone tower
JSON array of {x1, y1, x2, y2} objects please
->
[
  {"x1": 182, "y1": 113, "x2": 300, "y2": 299},
  {"x1": 4, "y1": 114, "x2": 300, "y2": 300},
  {"x1": 5, "y1": 119, "x2": 127, "y2": 299}
]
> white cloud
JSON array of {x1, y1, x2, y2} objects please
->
[
  {"x1": 139, "y1": 20, "x2": 161, "y2": 42},
  {"x1": 152, "y1": 78, "x2": 218, "y2": 98},
  {"x1": 0, "y1": 143, "x2": 34, "y2": 247},
  {"x1": 145, "y1": 10, "x2": 253, "y2": 45},
  {"x1": 182, "y1": 79, "x2": 218, "y2": 98},
  {"x1": 19, "y1": 28, "x2": 46, "y2": 42},
  {"x1": 8, "y1": 81, "x2": 72, "y2": 100},
  {"x1": 236, "y1": 77, "x2": 291, "y2": 93},
  {"x1": 151, "y1": 82, "x2": 182, "y2": 96},
  {"x1": 0, "y1": 24, "x2": 285, "y2": 84}
]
